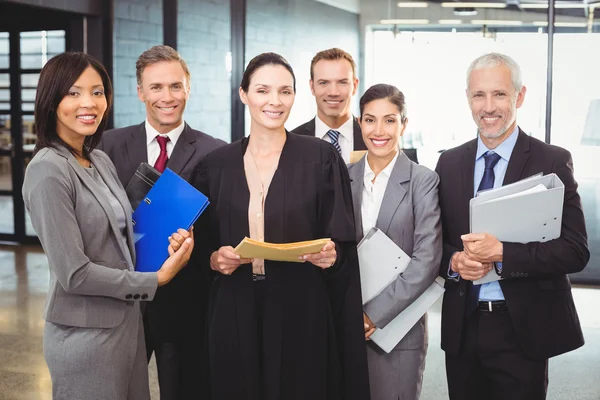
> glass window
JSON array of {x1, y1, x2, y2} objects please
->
[
  {"x1": 19, "y1": 30, "x2": 65, "y2": 69},
  {"x1": 551, "y1": 31, "x2": 600, "y2": 283},
  {"x1": 0, "y1": 115, "x2": 10, "y2": 149},
  {"x1": 0, "y1": 32, "x2": 8, "y2": 69},
  {"x1": 0, "y1": 194, "x2": 14, "y2": 234},
  {"x1": 21, "y1": 73, "x2": 39, "y2": 88}
]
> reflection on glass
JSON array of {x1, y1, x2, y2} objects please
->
[
  {"x1": 22, "y1": 116, "x2": 36, "y2": 151},
  {"x1": 0, "y1": 32, "x2": 8, "y2": 69},
  {"x1": 19, "y1": 31, "x2": 66, "y2": 69},
  {"x1": 21, "y1": 73, "x2": 39, "y2": 88},
  {"x1": 0, "y1": 156, "x2": 12, "y2": 191},
  {"x1": 369, "y1": 30, "x2": 547, "y2": 170},
  {"x1": 21, "y1": 88, "x2": 36, "y2": 102},
  {"x1": 0, "y1": 115, "x2": 11, "y2": 149},
  {"x1": 0, "y1": 195, "x2": 15, "y2": 234},
  {"x1": 551, "y1": 32, "x2": 600, "y2": 282}
]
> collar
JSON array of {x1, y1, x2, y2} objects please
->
[
  {"x1": 145, "y1": 119, "x2": 185, "y2": 146},
  {"x1": 315, "y1": 114, "x2": 355, "y2": 141},
  {"x1": 364, "y1": 150, "x2": 400, "y2": 181},
  {"x1": 476, "y1": 125, "x2": 519, "y2": 162}
]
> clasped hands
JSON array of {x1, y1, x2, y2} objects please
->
[
  {"x1": 210, "y1": 241, "x2": 337, "y2": 275},
  {"x1": 451, "y1": 233, "x2": 503, "y2": 281}
]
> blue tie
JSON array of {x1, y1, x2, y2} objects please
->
[
  {"x1": 327, "y1": 129, "x2": 342, "y2": 155},
  {"x1": 466, "y1": 151, "x2": 502, "y2": 316}
]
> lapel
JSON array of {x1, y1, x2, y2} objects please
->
[
  {"x1": 502, "y1": 129, "x2": 531, "y2": 185},
  {"x1": 54, "y1": 145, "x2": 133, "y2": 264},
  {"x1": 124, "y1": 123, "x2": 147, "y2": 171},
  {"x1": 352, "y1": 116, "x2": 367, "y2": 151},
  {"x1": 348, "y1": 158, "x2": 365, "y2": 241},
  {"x1": 305, "y1": 118, "x2": 316, "y2": 136},
  {"x1": 166, "y1": 123, "x2": 197, "y2": 175},
  {"x1": 375, "y1": 152, "x2": 411, "y2": 235},
  {"x1": 461, "y1": 138, "x2": 478, "y2": 201}
]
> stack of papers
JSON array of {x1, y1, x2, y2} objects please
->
[{"x1": 234, "y1": 237, "x2": 330, "y2": 262}]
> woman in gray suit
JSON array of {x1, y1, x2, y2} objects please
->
[
  {"x1": 348, "y1": 84, "x2": 442, "y2": 400},
  {"x1": 22, "y1": 52, "x2": 194, "y2": 400}
]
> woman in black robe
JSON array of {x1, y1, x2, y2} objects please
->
[{"x1": 192, "y1": 52, "x2": 370, "y2": 400}]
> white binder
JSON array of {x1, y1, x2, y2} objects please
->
[
  {"x1": 357, "y1": 227, "x2": 410, "y2": 303},
  {"x1": 357, "y1": 228, "x2": 445, "y2": 353},
  {"x1": 369, "y1": 278, "x2": 445, "y2": 354},
  {"x1": 471, "y1": 173, "x2": 564, "y2": 284}
]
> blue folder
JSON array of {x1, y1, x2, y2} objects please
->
[{"x1": 132, "y1": 168, "x2": 209, "y2": 272}]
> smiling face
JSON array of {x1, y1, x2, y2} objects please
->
[
  {"x1": 310, "y1": 59, "x2": 358, "y2": 127},
  {"x1": 137, "y1": 60, "x2": 190, "y2": 134},
  {"x1": 55, "y1": 66, "x2": 107, "y2": 147},
  {"x1": 467, "y1": 64, "x2": 526, "y2": 147},
  {"x1": 360, "y1": 98, "x2": 406, "y2": 161},
  {"x1": 239, "y1": 64, "x2": 295, "y2": 132}
]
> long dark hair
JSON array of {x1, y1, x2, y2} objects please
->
[
  {"x1": 240, "y1": 52, "x2": 296, "y2": 93},
  {"x1": 33, "y1": 52, "x2": 113, "y2": 159}
]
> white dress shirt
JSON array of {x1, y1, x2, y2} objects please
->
[
  {"x1": 145, "y1": 120, "x2": 185, "y2": 166},
  {"x1": 361, "y1": 152, "x2": 400, "y2": 237},
  {"x1": 315, "y1": 115, "x2": 355, "y2": 164}
]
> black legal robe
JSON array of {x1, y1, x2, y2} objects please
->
[{"x1": 191, "y1": 131, "x2": 370, "y2": 400}]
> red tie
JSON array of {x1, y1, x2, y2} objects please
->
[{"x1": 153, "y1": 136, "x2": 170, "y2": 173}]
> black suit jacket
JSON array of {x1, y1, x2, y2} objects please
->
[
  {"x1": 292, "y1": 117, "x2": 367, "y2": 151},
  {"x1": 98, "y1": 122, "x2": 226, "y2": 341},
  {"x1": 435, "y1": 129, "x2": 588, "y2": 361},
  {"x1": 292, "y1": 117, "x2": 419, "y2": 163}
]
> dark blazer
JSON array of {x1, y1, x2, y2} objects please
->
[
  {"x1": 292, "y1": 117, "x2": 367, "y2": 151},
  {"x1": 435, "y1": 129, "x2": 589, "y2": 361},
  {"x1": 292, "y1": 117, "x2": 419, "y2": 163},
  {"x1": 98, "y1": 122, "x2": 225, "y2": 339}
]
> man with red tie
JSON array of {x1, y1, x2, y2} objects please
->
[{"x1": 99, "y1": 45, "x2": 224, "y2": 400}]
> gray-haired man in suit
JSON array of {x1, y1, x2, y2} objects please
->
[{"x1": 99, "y1": 45, "x2": 225, "y2": 400}]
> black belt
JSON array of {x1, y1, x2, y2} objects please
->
[{"x1": 477, "y1": 300, "x2": 507, "y2": 312}]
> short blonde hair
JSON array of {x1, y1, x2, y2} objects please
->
[{"x1": 310, "y1": 48, "x2": 356, "y2": 80}]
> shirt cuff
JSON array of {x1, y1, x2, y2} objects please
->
[{"x1": 448, "y1": 253, "x2": 460, "y2": 282}]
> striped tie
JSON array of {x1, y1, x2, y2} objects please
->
[{"x1": 327, "y1": 129, "x2": 342, "y2": 155}]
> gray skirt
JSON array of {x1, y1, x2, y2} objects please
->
[{"x1": 44, "y1": 302, "x2": 150, "y2": 400}]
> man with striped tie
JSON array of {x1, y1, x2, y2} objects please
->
[
  {"x1": 436, "y1": 53, "x2": 587, "y2": 400},
  {"x1": 292, "y1": 48, "x2": 366, "y2": 163}
]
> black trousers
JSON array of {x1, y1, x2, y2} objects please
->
[
  {"x1": 144, "y1": 309, "x2": 180, "y2": 400},
  {"x1": 445, "y1": 308, "x2": 548, "y2": 400}
]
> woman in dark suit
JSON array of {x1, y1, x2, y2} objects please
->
[
  {"x1": 348, "y1": 84, "x2": 442, "y2": 400},
  {"x1": 22, "y1": 52, "x2": 194, "y2": 400},
  {"x1": 192, "y1": 52, "x2": 369, "y2": 400}
]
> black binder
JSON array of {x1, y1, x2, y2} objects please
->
[{"x1": 125, "y1": 162, "x2": 161, "y2": 211}]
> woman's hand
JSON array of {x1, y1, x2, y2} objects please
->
[
  {"x1": 300, "y1": 240, "x2": 337, "y2": 269},
  {"x1": 364, "y1": 312, "x2": 376, "y2": 340},
  {"x1": 157, "y1": 228, "x2": 194, "y2": 286},
  {"x1": 210, "y1": 246, "x2": 253, "y2": 275}
]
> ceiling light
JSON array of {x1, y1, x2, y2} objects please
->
[
  {"x1": 380, "y1": 19, "x2": 431, "y2": 24},
  {"x1": 471, "y1": 19, "x2": 524, "y2": 25},
  {"x1": 533, "y1": 21, "x2": 588, "y2": 27},
  {"x1": 442, "y1": 2, "x2": 507, "y2": 8},
  {"x1": 521, "y1": 3, "x2": 590, "y2": 8},
  {"x1": 454, "y1": 7, "x2": 479, "y2": 15},
  {"x1": 439, "y1": 19, "x2": 465, "y2": 24},
  {"x1": 397, "y1": 1, "x2": 429, "y2": 7}
]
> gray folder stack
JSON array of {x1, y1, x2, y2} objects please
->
[{"x1": 471, "y1": 173, "x2": 564, "y2": 284}]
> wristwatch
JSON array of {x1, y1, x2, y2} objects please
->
[{"x1": 494, "y1": 262, "x2": 503, "y2": 276}]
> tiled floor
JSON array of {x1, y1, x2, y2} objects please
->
[{"x1": 0, "y1": 244, "x2": 599, "y2": 400}]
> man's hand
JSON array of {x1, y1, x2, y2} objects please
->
[
  {"x1": 461, "y1": 233, "x2": 503, "y2": 263},
  {"x1": 451, "y1": 251, "x2": 493, "y2": 281},
  {"x1": 364, "y1": 312, "x2": 376, "y2": 340}
]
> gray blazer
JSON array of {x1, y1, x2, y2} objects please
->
[
  {"x1": 22, "y1": 144, "x2": 158, "y2": 329},
  {"x1": 349, "y1": 152, "x2": 442, "y2": 348},
  {"x1": 349, "y1": 152, "x2": 441, "y2": 400}
]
